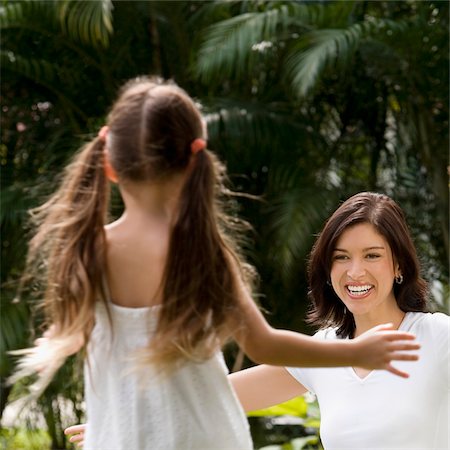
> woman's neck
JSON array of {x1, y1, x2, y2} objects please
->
[{"x1": 353, "y1": 305, "x2": 406, "y2": 338}]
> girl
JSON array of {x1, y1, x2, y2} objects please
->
[{"x1": 11, "y1": 81, "x2": 419, "y2": 450}]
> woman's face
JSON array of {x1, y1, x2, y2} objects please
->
[{"x1": 330, "y1": 222, "x2": 399, "y2": 319}]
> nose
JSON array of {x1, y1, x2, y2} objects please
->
[{"x1": 346, "y1": 259, "x2": 366, "y2": 280}]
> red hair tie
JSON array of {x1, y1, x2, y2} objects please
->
[
  {"x1": 191, "y1": 138, "x2": 206, "y2": 154},
  {"x1": 98, "y1": 126, "x2": 108, "y2": 142}
]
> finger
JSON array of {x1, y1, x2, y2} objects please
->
[
  {"x1": 65, "y1": 425, "x2": 86, "y2": 435},
  {"x1": 382, "y1": 331, "x2": 417, "y2": 341},
  {"x1": 389, "y1": 353, "x2": 419, "y2": 361},
  {"x1": 43, "y1": 324, "x2": 56, "y2": 337},
  {"x1": 385, "y1": 363, "x2": 410, "y2": 378},
  {"x1": 377, "y1": 322, "x2": 394, "y2": 329},
  {"x1": 69, "y1": 434, "x2": 84, "y2": 443},
  {"x1": 390, "y1": 342, "x2": 421, "y2": 351},
  {"x1": 370, "y1": 323, "x2": 394, "y2": 332},
  {"x1": 76, "y1": 440, "x2": 84, "y2": 448}
]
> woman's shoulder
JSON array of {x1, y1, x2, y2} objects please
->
[
  {"x1": 314, "y1": 311, "x2": 450, "y2": 340},
  {"x1": 403, "y1": 311, "x2": 450, "y2": 330},
  {"x1": 403, "y1": 311, "x2": 450, "y2": 353},
  {"x1": 313, "y1": 327, "x2": 339, "y2": 340}
]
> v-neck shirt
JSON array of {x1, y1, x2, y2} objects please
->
[{"x1": 287, "y1": 312, "x2": 450, "y2": 449}]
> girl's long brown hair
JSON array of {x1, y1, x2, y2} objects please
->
[
  {"x1": 307, "y1": 192, "x2": 429, "y2": 338},
  {"x1": 10, "y1": 77, "x2": 255, "y2": 393},
  {"x1": 9, "y1": 137, "x2": 109, "y2": 396}
]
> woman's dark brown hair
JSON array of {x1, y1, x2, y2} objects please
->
[{"x1": 307, "y1": 192, "x2": 429, "y2": 338}]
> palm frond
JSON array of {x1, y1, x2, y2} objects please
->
[
  {"x1": 195, "y1": 1, "x2": 356, "y2": 82},
  {"x1": 0, "y1": 302, "x2": 30, "y2": 377},
  {"x1": 0, "y1": 0, "x2": 113, "y2": 48},
  {"x1": 1, "y1": 50, "x2": 58, "y2": 85},
  {"x1": 1, "y1": 50, "x2": 87, "y2": 122},
  {"x1": 285, "y1": 18, "x2": 409, "y2": 97},
  {"x1": 0, "y1": 0, "x2": 54, "y2": 29},
  {"x1": 318, "y1": 0, "x2": 356, "y2": 28},
  {"x1": 196, "y1": 5, "x2": 295, "y2": 82},
  {"x1": 58, "y1": 0, "x2": 113, "y2": 48},
  {"x1": 0, "y1": 183, "x2": 35, "y2": 229},
  {"x1": 203, "y1": 97, "x2": 319, "y2": 170},
  {"x1": 263, "y1": 180, "x2": 336, "y2": 283}
]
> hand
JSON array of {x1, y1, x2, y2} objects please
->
[
  {"x1": 34, "y1": 325, "x2": 84, "y2": 359},
  {"x1": 33, "y1": 324, "x2": 56, "y2": 346},
  {"x1": 65, "y1": 424, "x2": 86, "y2": 448},
  {"x1": 353, "y1": 323, "x2": 420, "y2": 378}
]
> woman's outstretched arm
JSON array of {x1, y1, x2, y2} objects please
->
[{"x1": 229, "y1": 364, "x2": 307, "y2": 412}]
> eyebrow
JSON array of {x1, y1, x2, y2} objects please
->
[{"x1": 333, "y1": 246, "x2": 386, "y2": 252}]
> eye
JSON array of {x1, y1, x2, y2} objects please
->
[
  {"x1": 366, "y1": 253, "x2": 381, "y2": 259},
  {"x1": 333, "y1": 254, "x2": 348, "y2": 261}
]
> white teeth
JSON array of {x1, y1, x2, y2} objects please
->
[{"x1": 347, "y1": 285, "x2": 372, "y2": 296}]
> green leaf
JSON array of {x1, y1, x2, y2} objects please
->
[
  {"x1": 0, "y1": 1, "x2": 55, "y2": 30},
  {"x1": 0, "y1": 299, "x2": 30, "y2": 376},
  {"x1": 248, "y1": 396, "x2": 307, "y2": 417},
  {"x1": 285, "y1": 18, "x2": 409, "y2": 97},
  {"x1": 291, "y1": 435, "x2": 319, "y2": 450},
  {"x1": 263, "y1": 186, "x2": 334, "y2": 283},
  {"x1": 0, "y1": 50, "x2": 58, "y2": 84},
  {"x1": 258, "y1": 446, "x2": 284, "y2": 450},
  {"x1": 0, "y1": 0, "x2": 113, "y2": 48},
  {"x1": 57, "y1": 0, "x2": 113, "y2": 48},
  {"x1": 197, "y1": 5, "x2": 297, "y2": 82},
  {"x1": 303, "y1": 417, "x2": 321, "y2": 429}
]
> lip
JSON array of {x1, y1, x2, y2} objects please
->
[{"x1": 345, "y1": 284, "x2": 374, "y2": 299}]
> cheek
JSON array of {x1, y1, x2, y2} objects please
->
[
  {"x1": 329, "y1": 265, "x2": 344, "y2": 292},
  {"x1": 330, "y1": 264, "x2": 342, "y2": 281},
  {"x1": 376, "y1": 261, "x2": 396, "y2": 280}
]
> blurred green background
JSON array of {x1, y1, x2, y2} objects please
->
[{"x1": 1, "y1": 1, "x2": 448, "y2": 448}]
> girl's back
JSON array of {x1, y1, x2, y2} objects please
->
[{"x1": 104, "y1": 212, "x2": 169, "y2": 308}]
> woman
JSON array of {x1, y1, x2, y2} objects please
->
[{"x1": 232, "y1": 192, "x2": 449, "y2": 449}]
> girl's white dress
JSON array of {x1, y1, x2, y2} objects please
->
[{"x1": 83, "y1": 301, "x2": 253, "y2": 450}]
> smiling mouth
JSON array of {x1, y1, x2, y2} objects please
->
[{"x1": 346, "y1": 285, "x2": 373, "y2": 297}]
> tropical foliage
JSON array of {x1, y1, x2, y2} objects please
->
[
  {"x1": 196, "y1": 0, "x2": 448, "y2": 304},
  {"x1": 1, "y1": 1, "x2": 448, "y2": 448}
]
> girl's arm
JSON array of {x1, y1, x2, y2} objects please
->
[
  {"x1": 229, "y1": 365, "x2": 306, "y2": 412},
  {"x1": 7, "y1": 325, "x2": 86, "y2": 408},
  {"x1": 232, "y1": 276, "x2": 419, "y2": 378}
]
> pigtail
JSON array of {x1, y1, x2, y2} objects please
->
[
  {"x1": 8, "y1": 137, "x2": 110, "y2": 400},
  {"x1": 149, "y1": 148, "x2": 247, "y2": 371}
]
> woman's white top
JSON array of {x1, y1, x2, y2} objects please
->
[
  {"x1": 288, "y1": 312, "x2": 450, "y2": 450},
  {"x1": 83, "y1": 301, "x2": 253, "y2": 450}
]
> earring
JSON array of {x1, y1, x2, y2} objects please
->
[
  {"x1": 395, "y1": 274, "x2": 404, "y2": 284},
  {"x1": 326, "y1": 280, "x2": 331, "y2": 286}
]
